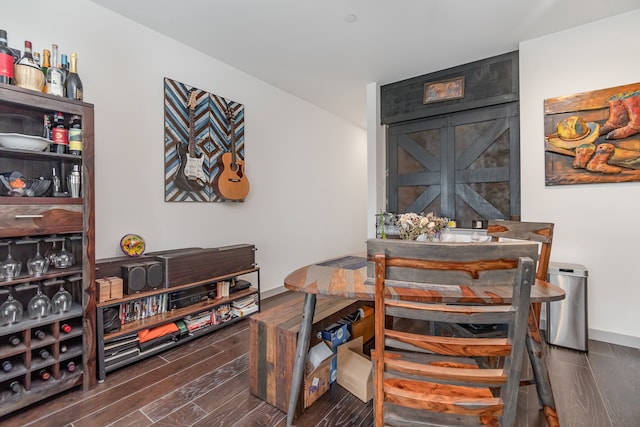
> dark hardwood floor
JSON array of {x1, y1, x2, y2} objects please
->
[{"x1": 2, "y1": 291, "x2": 639, "y2": 427}]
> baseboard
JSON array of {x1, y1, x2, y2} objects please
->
[
  {"x1": 589, "y1": 328, "x2": 640, "y2": 349},
  {"x1": 259, "y1": 285, "x2": 289, "y2": 301}
]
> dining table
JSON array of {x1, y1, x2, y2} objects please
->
[{"x1": 283, "y1": 252, "x2": 566, "y2": 427}]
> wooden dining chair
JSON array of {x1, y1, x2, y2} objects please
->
[
  {"x1": 367, "y1": 239, "x2": 537, "y2": 427},
  {"x1": 486, "y1": 220, "x2": 554, "y2": 324}
]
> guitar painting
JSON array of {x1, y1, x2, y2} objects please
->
[
  {"x1": 214, "y1": 105, "x2": 250, "y2": 200},
  {"x1": 164, "y1": 78, "x2": 250, "y2": 202},
  {"x1": 173, "y1": 90, "x2": 206, "y2": 192}
]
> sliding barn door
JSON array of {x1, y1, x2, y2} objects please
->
[{"x1": 387, "y1": 103, "x2": 520, "y2": 227}]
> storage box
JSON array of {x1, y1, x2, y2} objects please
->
[
  {"x1": 96, "y1": 276, "x2": 123, "y2": 302},
  {"x1": 337, "y1": 336, "x2": 373, "y2": 403},
  {"x1": 249, "y1": 294, "x2": 365, "y2": 418},
  {"x1": 304, "y1": 351, "x2": 334, "y2": 408},
  {"x1": 351, "y1": 306, "x2": 375, "y2": 344},
  {"x1": 321, "y1": 322, "x2": 349, "y2": 383}
]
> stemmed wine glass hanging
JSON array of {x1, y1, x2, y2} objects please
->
[
  {"x1": 1, "y1": 241, "x2": 22, "y2": 281},
  {"x1": 0, "y1": 286, "x2": 23, "y2": 325}
]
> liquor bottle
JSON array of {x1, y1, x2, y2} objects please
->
[
  {"x1": 51, "y1": 111, "x2": 68, "y2": 154},
  {"x1": 65, "y1": 53, "x2": 82, "y2": 101},
  {"x1": 8, "y1": 335, "x2": 21, "y2": 346},
  {"x1": 41, "y1": 49, "x2": 50, "y2": 92},
  {"x1": 17, "y1": 40, "x2": 39, "y2": 69},
  {"x1": 1, "y1": 360, "x2": 12, "y2": 372},
  {"x1": 46, "y1": 44, "x2": 64, "y2": 96},
  {"x1": 0, "y1": 30, "x2": 15, "y2": 84},
  {"x1": 66, "y1": 360, "x2": 75, "y2": 372},
  {"x1": 9, "y1": 380, "x2": 21, "y2": 394},
  {"x1": 60, "y1": 53, "x2": 69, "y2": 88},
  {"x1": 34, "y1": 329, "x2": 46, "y2": 340},
  {"x1": 38, "y1": 348, "x2": 50, "y2": 359},
  {"x1": 44, "y1": 114, "x2": 52, "y2": 140},
  {"x1": 38, "y1": 369, "x2": 50, "y2": 381},
  {"x1": 68, "y1": 115, "x2": 82, "y2": 155},
  {"x1": 61, "y1": 323, "x2": 72, "y2": 333}
]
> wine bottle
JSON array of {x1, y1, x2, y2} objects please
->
[
  {"x1": 0, "y1": 29, "x2": 14, "y2": 84},
  {"x1": 61, "y1": 323, "x2": 72, "y2": 333},
  {"x1": 60, "y1": 53, "x2": 69, "y2": 88},
  {"x1": 17, "y1": 40, "x2": 39, "y2": 69},
  {"x1": 51, "y1": 111, "x2": 68, "y2": 154},
  {"x1": 38, "y1": 369, "x2": 50, "y2": 381},
  {"x1": 38, "y1": 348, "x2": 50, "y2": 359},
  {"x1": 46, "y1": 44, "x2": 64, "y2": 96},
  {"x1": 34, "y1": 329, "x2": 46, "y2": 340},
  {"x1": 60, "y1": 343, "x2": 68, "y2": 353},
  {"x1": 9, "y1": 380, "x2": 21, "y2": 394},
  {"x1": 1, "y1": 360, "x2": 12, "y2": 372},
  {"x1": 41, "y1": 49, "x2": 50, "y2": 92},
  {"x1": 66, "y1": 360, "x2": 75, "y2": 372},
  {"x1": 68, "y1": 115, "x2": 82, "y2": 156},
  {"x1": 65, "y1": 52, "x2": 82, "y2": 101},
  {"x1": 8, "y1": 335, "x2": 21, "y2": 346},
  {"x1": 33, "y1": 51, "x2": 41, "y2": 68}
]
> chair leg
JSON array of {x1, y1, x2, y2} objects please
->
[{"x1": 525, "y1": 307, "x2": 560, "y2": 427}]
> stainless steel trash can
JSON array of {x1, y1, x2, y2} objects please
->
[{"x1": 546, "y1": 262, "x2": 588, "y2": 352}]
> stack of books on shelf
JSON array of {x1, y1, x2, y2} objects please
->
[
  {"x1": 231, "y1": 294, "x2": 259, "y2": 317},
  {"x1": 119, "y1": 294, "x2": 168, "y2": 325}
]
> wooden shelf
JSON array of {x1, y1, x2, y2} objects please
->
[
  {"x1": 104, "y1": 287, "x2": 258, "y2": 341},
  {"x1": 96, "y1": 267, "x2": 260, "y2": 307}
]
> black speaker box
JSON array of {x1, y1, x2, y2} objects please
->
[
  {"x1": 143, "y1": 260, "x2": 164, "y2": 289},
  {"x1": 121, "y1": 263, "x2": 147, "y2": 294}
]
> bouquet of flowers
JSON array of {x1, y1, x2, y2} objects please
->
[{"x1": 396, "y1": 212, "x2": 449, "y2": 240}]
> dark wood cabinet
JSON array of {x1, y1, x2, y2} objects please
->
[{"x1": 0, "y1": 83, "x2": 95, "y2": 416}]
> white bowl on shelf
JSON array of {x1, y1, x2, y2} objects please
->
[{"x1": 0, "y1": 133, "x2": 49, "y2": 151}]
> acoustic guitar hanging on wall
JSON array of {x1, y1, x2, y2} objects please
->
[
  {"x1": 214, "y1": 105, "x2": 250, "y2": 201},
  {"x1": 164, "y1": 77, "x2": 249, "y2": 202}
]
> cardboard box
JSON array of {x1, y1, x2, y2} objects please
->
[
  {"x1": 321, "y1": 322, "x2": 349, "y2": 349},
  {"x1": 96, "y1": 276, "x2": 123, "y2": 302},
  {"x1": 351, "y1": 306, "x2": 375, "y2": 344},
  {"x1": 337, "y1": 336, "x2": 373, "y2": 403},
  {"x1": 304, "y1": 351, "x2": 334, "y2": 408},
  {"x1": 321, "y1": 322, "x2": 349, "y2": 383}
]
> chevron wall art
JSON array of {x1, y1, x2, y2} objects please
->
[{"x1": 164, "y1": 77, "x2": 246, "y2": 202}]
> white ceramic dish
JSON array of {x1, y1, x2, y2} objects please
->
[{"x1": 0, "y1": 133, "x2": 49, "y2": 151}]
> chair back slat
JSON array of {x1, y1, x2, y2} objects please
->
[{"x1": 369, "y1": 238, "x2": 535, "y2": 427}]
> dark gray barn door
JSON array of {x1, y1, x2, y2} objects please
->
[{"x1": 387, "y1": 103, "x2": 520, "y2": 228}]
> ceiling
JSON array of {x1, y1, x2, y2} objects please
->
[{"x1": 89, "y1": 0, "x2": 640, "y2": 128}]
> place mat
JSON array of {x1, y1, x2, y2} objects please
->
[{"x1": 317, "y1": 255, "x2": 367, "y2": 270}]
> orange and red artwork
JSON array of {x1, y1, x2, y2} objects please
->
[{"x1": 544, "y1": 82, "x2": 640, "y2": 185}]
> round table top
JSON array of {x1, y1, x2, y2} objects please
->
[{"x1": 284, "y1": 254, "x2": 565, "y2": 304}]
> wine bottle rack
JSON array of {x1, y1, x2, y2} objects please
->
[{"x1": 0, "y1": 83, "x2": 95, "y2": 417}]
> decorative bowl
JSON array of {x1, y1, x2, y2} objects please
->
[
  {"x1": 13, "y1": 64, "x2": 45, "y2": 91},
  {"x1": 0, "y1": 133, "x2": 49, "y2": 151},
  {"x1": 120, "y1": 234, "x2": 146, "y2": 257},
  {"x1": 0, "y1": 172, "x2": 51, "y2": 197}
]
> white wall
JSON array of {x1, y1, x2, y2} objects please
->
[
  {"x1": 4, "y1": 0, "x2": 368, "y2": 294},
  {"x1": 519, "y1": 9, "x2": 640, "y2": 347}
]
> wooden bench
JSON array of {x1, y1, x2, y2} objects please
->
[{"x1": 249, "y1": 293, "x2": 365, "y2": 418}]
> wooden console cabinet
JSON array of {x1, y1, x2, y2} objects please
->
[
  {"x1": 0, "y1": 84, "x2": 95, "y2": 416},
  {"x1": 95, "y1": 246, "x2": 260, "y2": 382}
]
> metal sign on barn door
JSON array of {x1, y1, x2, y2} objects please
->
[
  {"x1": 164, "y1": 77, "x2": 249, "y2": 202},
  {"x1": 387, "y1": 103, "x2": 520, "y2": 228}
]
